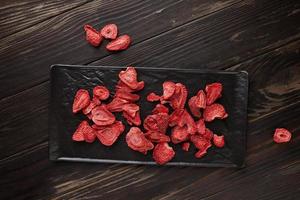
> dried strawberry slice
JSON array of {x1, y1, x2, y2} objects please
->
[
  {"x1": 213, "y1": 134, "x2": 225, "y2": 147},
  {"x1": 182, "y1": 110, "x2": 197, "y2": 134},
  {"x1": 273, "y1": 128, "x2": 292, "y2": 143},
  {"x1": 162, "y1": 81, "x2": 176, "y2": 100},
  {"x1": 96, "y1": 121, "x2": 125, "y2": 146},
  {"x1": 145, "y1": 131, "x2": 170, "y2": 143},
  {"x1": 123, "y1": 110, "x2": 141, "y2": 126},
  {"x1": 72, "y1": 121, "x2": 96, "y2": 143},
  {"x1": 100, "y1": 24, "x2": 118, "y2": 39},
  {"x1": 203, "y1": 103, "x2": 228, "y2": 122},
  {"x1": 205, "y1": 83, "x2": 222, "y2": 105},
  {"x1": 169, "y1": 83, "x2": 188, "y2": 109},
  {"x1": 169, "y1": 109, "x2": 185, "y2": 127},
  {"x1": 152, "y1": 104, "x2": 169, "y2": 114},
  {"x1": 119, "y1": 66, "x2": 143, "y2": 90},
  {"x1": 93, "y1": 86, "x2": 110, "y2": 100},
  {"x1": 190, "y1": 135, "x2": 211, "y2": 151},
  {"x1": 106, "y1": 97, "x2": 129, "y2": 112},
  {"x1": 153, "y1": 142, "x2": 175, "y2": 165},
  {"x1": 83, "y1": 97, "x2": 101, "y2": 115},
  {"x1": 72, "y1": 121, "x2": 87, "y2": 142},
  {"x1": 91, "y1": 105, "x2": 115, "y2": 126},
  {"x1": 122, "y1": 104, "x2": 139, "y2": 118},
  {"x1": 72, "y1": 89, "x2": 90, "y2": 113},
  {"x1": 126, "y1": 127, "x2": 154, "y2": 154},
  {"x1": 182, "y1": 142, "x2": 190, "y2": 151},
  {"x1": 106, "y1": 35, "x2": 131, "y2": 51},
  {"x1": 84, "y1": 25, "x2": 103, "y2": 47},
  {"x1": 196, "y1": 119, "x2": 205, "y2": 135},
  {"x1": 203, "y1": 128, "x2": 213, "y2": 140},
  {"x1": 115, "y1": 90, "x2": 140, "y2": 102},
  {"x1": 171, "y1": 126, "x2": 189, "y2": 144},
  {"x1": 144, "y1": 113, "x2": 169, "y2": 134},
  {"x1": 188, "y1": 96, "x2": 201, "y2": 117},
  {"x1": 147, "y1": 92, "x2": 161, "y2": 102},
  {"x1": 195, "y1": 90, "x2": 206, "y2": 109}
]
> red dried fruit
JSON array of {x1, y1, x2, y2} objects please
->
[
  {"x1": 91, "y1": 105, "x2": 115, "y2": 126},
  {"x1": 96, "y1": 121, "x2": 125, "y2": 146},
  {"x1": 273, "y1": 128, "x2": 292, "y2": 143},
  {"x1": 115, "y1": 90, "x2": 140, "y2": 102},
  {"x1": 152, "y1": 104, "x2": 169, "y2": 114},
  {"x1": 195, "y1": 90, "x2": 206, "y2": 109},
  {"x1": 145, "y1": 131, "x2": 170, "y2": 143},
  {"x1": 72, "y1": 121, "x2": 96, "y2": 143},
  {"x1": 169, "y1": 83, "x2": 188, "y2": 109},
  {"x1": 106, "y1": 35, "x2": 131, "y2": 51},
  {"x1": 188, "y1": 96, "x2": 201, "y2": 117},
  {"x1": 203, "y1": 103, "x2": 228, "y2": 122},
  {"x1": 169, "y1": 109, "x2": 185, "y2": 127},
  {"x1": 72, "y1": 89, "x2": 90, "y2": 113},
  {"x1": 162, "y1": 81, "x2": 176, "y2": 100},
  {"x1": 153, "y1": 142, "x2": 175, "y2": 165},
  {"x1": 147, "y1": 92, "x2": 161, "y2": 102},
  {"x1": 203, "y1": 128, "x2": 213, "y2": 140},
  {"x1": 116, "y1": 80, "x2": 144, "y2": 93},
  {"x1": 83, "y1": 125, "x2": 97, "y2": 143},
  {"x1": 213, "y1": 134, "x2": 225, "y2": 148},
  {"x1": 190, "y1": 135, "x2": 211, "y2": 151},
  {"x1": 106, "y1": 97, "x2": 129, "y2": 112},
  {"x1": 205, "y1": 83, "x2": 222, "y2": 105},
  {"x1": 144, "y1": 113, "x2": 169, "y2": 134},
  {"x1": 123, "y1": 110, "x2": 141, "y2": 126},
  {"x1": 122, "y1": 104, "x2": 139, "y2": 118},
  {"x1": 72, "y1": 121, "x2": 86, "y2": 142},
  {"x1": 182, "y1": 142, "x2": 190, "y2": 151},
  {"x1": 195, "y1": 119, "x2": 206, "y2": 135},
  {"x1": 100, "y1": 24, "x2": 118, "y2": 39},
  {"x1": 93, "y1": 86, "x2": 110, "y2": 100},
  {"x1": 83, "y1": 97, "x2": 101, "y2": 115},
  {"x1": 171, "y1": 126, "x2": 189, "y2": 144},
  {"x1": 84, "y1": 25, "x2": 103, "y2": 47},
  {"x1": 119, "y1": 67, "x2": 144, "y2": 90},
  {"x1": 182, "y1": 110, "x2": 197, "y2": 134},
  {"x1": 126, "y1": 127, "x2": 154, "y2": 154}
]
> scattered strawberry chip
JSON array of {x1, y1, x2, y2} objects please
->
[
  {"x1": 202, "y1": 128, "x2": 214, "y2": 140},
  {"x1": 119, "y1": 67, "x2": 143, "y2": 90},
  {"x1": 145, "y1": 131, "x2": 170, "y2": 143},
  {"x1": 182, "y1": 142, "x2": 190, "y2": 151},
  {"x1": 171, "y1": 125, "x2": 189, "y2": 144},
  {"x1": 182, "y1": 110, "x2": 197, "y2": 134},
  {"x1": 72, "y1": 89, "x2": 91, "y2": 113},
  {"x1": 106, "y1": 34, "x2": 131, "y2": 51},
  {"x1": 169, "y1": 109, "x2": 185, "y2": 127},
  {"x1": 122, "y1": 104, "x2": 139, "y2": 118},
  {"x1": 93, "y1": 86, "x2": 110, "y2": 100},
  {"x1": 126, "y1": 127, "x2": 154, "y2": 154},
  {"x1": 84, "y1": 24, "x2": 103, "y2": 47},
  {"x1": 273, "y1": 128, "x2": 292, "y2": 143},
  {"x1": 72, "y1": 121, "x2": 96, "y2": 143},
  {"x1": 190, "y1": 135, "x2": 211, "y2": 152},
  {"x1": 169, "y1": 83, "x2": 188, "y2": 109},
  {"x1": 195, "y1": 119, "x2": 206, "y2": 135},
  {"x1": 115, "y1": 90, "x2": 140, "y2": 102},
  {"x1": 147, "y1": 92, "x2": 161, "y2": 102},
  {"x1": 195, "y1": 90, "x2": 206, "y2": 109},
  {"x1": 213, "y1": 134, "x2": 225, "y2": 148},
  {"x1": 205, "y1": 82, "x2": 222, "y2": 105},
  {"x1": 162, "y1": 81, "x2": 176, "y2": 100},
  {"x1": 96, "y1": 121, "x2": 124, "y2": 146},
  {"x1": 72, "y1": 121, "x2": 86, "y2": 142},
  {"x1": 188, "y1": 96, "x2": 201, "y2": 117},
  {"x1": 144, "y1": 113, "x2": 169, "y2": 134},
  {"x1": 100, "y1": 24, "x2": 118, "y2": 39},
  {"x1": 153, "y1": 142, "x2": 175, "y2": 165},
  {"x1": 106, "y1": 97, "x2": 129, "y2": 112},
  {"x1": 123, "y1": 110, "x2": 141, "y2": 126},
  {"x1": 91, "y1": 105, "x2": 115, "y2": 126},
  {"x1": 203, "y1": 103, "x2": 228, "y2": 122},
  {"x1": 152, "y1": 104, "x2": 169, "y2": 114},
  {"x1": 83, "y1": 97, "x2": 101, "y2": 115}
]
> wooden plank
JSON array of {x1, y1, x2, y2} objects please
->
[
  {"x1": 0, "y1": 0, "x2": 91, "y2": 39},
  {"x1": 0, "y1": 0, "x2": 241, "y2": 99},
  {"x1": 1, "y1": 39, "x2": 299, "y2": 199}
]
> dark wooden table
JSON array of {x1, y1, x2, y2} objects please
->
[{"x1": 1, "y1": 0, "x2": 299, "y2": 199}]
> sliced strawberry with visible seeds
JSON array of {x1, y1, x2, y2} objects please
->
[
  {"x1": 182, "y1": 110, "x2": 197, "y2": 134},
  {"x1": 83, "y1": 97, "x2": 101, "y2": 115},
  {"x1": 203, "y1": 128, "x2": 213, "y2": 140},
  {"x1": 213, "y1": 134, "x2": 225, "y2": 147},
  {"x1": 147, "y1": 92, "x2": 161, "y2": 102},
  {"x1": 123, "y1": 110, "x2": 141, "y2": 126},
  {"x1": 91, "y1": 105, "x2": 115, "y2": 126},
  {"x1": 188, "y1": 96, "x2": 201, "y2": 117},
  {"x1": 169, "y1": 109, "x2": 185, "y2": 127},
  {"x1": 100, "y1": 24, "x2": 118, "y2": 39},
  {"x1": 122, "y1": 104, "x2": 139, "y2": 118},
  {"x1": 144, "y1": 113, "x2": 169, "y2": 134},
  {"x1": 115, "y1": 90, "x2": 140, "y2": 102},
  {"x1": 182, "y1": 142, "x2": 190, "y2": 151},
  {"x1": 205, "y1": 82, "x2": 222, "y2": 105},
  {"x1": 162, "y1": 81, "x2": 176, "y2": 100},
  {"x1": 152, "y1": 104, "x2": 169, "y2": 114},
  {"x1": 106, "y1": 35, "x2": 131, "y2": 51},
  {"x1": 106, "y1": 97, "x2": 129, "y2": 112},
  {"x1": 273, "y1": 128, "x2": 292, "y2": 143},
  {"x1": 203, "y1": 103, "x2": 228, "y2": 122},
  {"x1": 169, "y1": 83, "x2": 188, "y2": 109},
  {"x1": 93, "y1": 86, "x2": 110, "y2": 100},
  {"x1": 153, "y1": 142, "x2": 175, "y2": 165},
  {"x1": 171, "y1": 125, "x2": 189, "y2": 144},
  {"x1": 72, "y1": 121, "x2": 88, "y2": 142},
  {"x1": 195, "y1": 90, "x2": 206, "y2": 109},
  {"x1": 196, "y1": 119, "x2": 205, "y2": 135},
  {"x1": 145, "y1": 131, "x2": 170, "y2": 143},
  {"x1": 72, "y1": 89, "x2": 90, "y2": 113},
  {"x1": 190, "y1": 135, "x2": 211, "y2": 151},
  {"x1": 126, "y1": 127, "x2": 154, "y2": 154},
  {"x1": 72, "y1": 121, "x2": 96, "y2": 143},
  {"x1": 118, "y1": 67, "x2": 143, "y2": 90},
  {"x1": 96, "y1": 121, "x2": 125, "y2": 146},
  {"x1": 84, "y1": 25, "x2": 103, "y2": 47}
]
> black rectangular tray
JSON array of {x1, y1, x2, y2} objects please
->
[{"x1": 49, "y1": 64, "x2": 248, "y2": 167}]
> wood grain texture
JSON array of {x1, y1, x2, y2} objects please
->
[
  {"x1": 0, "y1": 0, "x2": 272, "y2": 99},
  {"x1": 0, "y1": 0, "x2": 300, "y2": 199}
]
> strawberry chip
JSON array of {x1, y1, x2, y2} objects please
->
[
  {"x1": 143, "y1": 113, "x2": 169, "y2": 134},
  {"x1": 169, "y1": 83, "x2": 188, "y2": 109},
  {"x1": 126, "y1": 127, "x2": 154, "y2": 154},
  {"x1": 72, "y1": 120, "x2": 96, "y2": 143},
  {"x1": 273, "y1": 128, "x2": 292, "y2": 143},
  {"x1": 171, "y1": 125, "x2": 190, "y2": 144},
  {"x1": 195, "y1": 119, "x2": 206, "y2": 135},
  {"x1": 91, "y1": 105, "x2": 115, "y2": 126},
  {"x1": 145, "y1": 131, "x2": 170, "y2": 143},
  {"x1": 162, "y1": 81, "x2": 176, "y2": 100},
  {"x1": 83, "y1": 97, "x2": 101, "y2": 115},
  {"x1": 153, "y1": 142, "x2": 175, "y2": 165},
  {"x1": 123, "y1": 110, "x2": 141, "y2": 126},
  {"x1": 96, "y1": 121, "x2": 125, "y2": 146},
  {"x1": 205, "y1": 82, "x2": 222, "y2": 105},
  {"x1": 115, "y1": 90, "x2": 140, "y2": 102},
  {"x1": 119, "y1": 67, "x2": 142, "y2": 90},
  {"x1": 195, "y1": 90, "x2": 206, "y2": 109},
  {"x1": 188, "y1": 96, "x2": 201, "y2": 118},
  {"x1": 72, "y1": 89, "x2": 90, "y2": 113},
  {"x1": 100, "y1": 24, "x2": 118, "y2": 39},
  {"x1": 122, "y1": 103, "x2": 139, "y2": 118},
  {"x1": 213, "y1": 134, "x2": 225, "y2": 148},
  {"x1": 152, "y1": 104, "x2": 169, "y2": 114},
  {"x1": 106, "y1": 97, "x2": 129, "y2": 112},
  {"x1": 203, "y1": 103, "x2": 228, "y2": 122},
  {"x1": 93, "y1": 86, "x2": 110, "y2": 100}
]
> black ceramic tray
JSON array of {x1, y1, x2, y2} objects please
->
[{"x1": 49, "y1": 64, "x2": 248, "y2": 167}]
